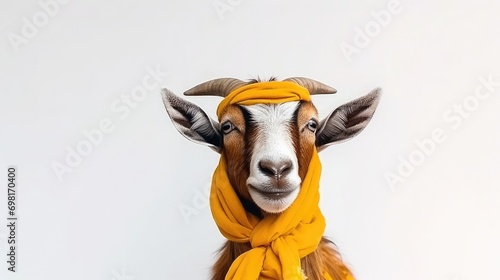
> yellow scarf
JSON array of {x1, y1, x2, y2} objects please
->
[
  {"x1": 216, "y1": 81, "x2": 310, "y2": 117},
  {"x1": 211, "y1": 82, "x2": 351, "y2": 280}
]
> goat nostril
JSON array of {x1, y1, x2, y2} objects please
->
[
  {"x1": 258, "y1": 160, "x2": 277, "y2": 177},
  {"x1": 258, "y1": 160, "x2": 293, "y2": 178},
  {"x1": 278, "y1": 161, "x2": 292, "y2": 177}
]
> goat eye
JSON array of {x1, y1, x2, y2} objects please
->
[
  {"x1": 221, "y1": 121, "x2": 234, "y2": 134},
  {"x1": 307, "y1": 119, "x2": 318, "y2": 132}
]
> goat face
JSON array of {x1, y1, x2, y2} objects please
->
[
  {"x1": 220, "y1": 101, "x2": 319, "y2": 213},
  {"x1": 162, "y1": 79, "x2": 380, "y2": 214}
]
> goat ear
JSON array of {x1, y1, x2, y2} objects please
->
[
  {"x1": 316, "y1": 88, "x2": 381, "y2": 151},
  {"x1": 161, "y1": 88, "x2": 222, "y2": 153}
]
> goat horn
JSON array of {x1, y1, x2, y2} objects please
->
[
  {"x1": 184, "y1": 78, "x2": 247, "y2": 97},
  {"x1": 284, "y1": 77, "x2": 337, "y2": 95}
]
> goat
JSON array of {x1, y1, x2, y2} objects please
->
[{"x1": 161, "y1": 77, "x2": 380, "y2": 280}]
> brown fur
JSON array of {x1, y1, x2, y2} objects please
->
[{"x1": 212, "y1": 98, "x2": 353, "y2": 279}]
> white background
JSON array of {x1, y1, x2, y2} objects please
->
[{"x1": 1, "y1": 0, "x2": 500, "y2": 280}]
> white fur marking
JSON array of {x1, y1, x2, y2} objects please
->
[{"x1": 244, "y1": 102, "x2": 302, "y2": 213}]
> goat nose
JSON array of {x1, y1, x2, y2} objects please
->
[{"x1": 258, "y1": 159, "x2": 292, "y2": 178}]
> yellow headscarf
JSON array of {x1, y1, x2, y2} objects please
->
[
  {"x1": 216, "y1": 81, "x2": 310, "y2": 118},
  {"x1": 210, "y1": 81, "x2": 352, "y2": 280}
]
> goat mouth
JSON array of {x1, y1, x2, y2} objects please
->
[{"x1": 248, "y1": 184, "x2": 295, "y2": 200}]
